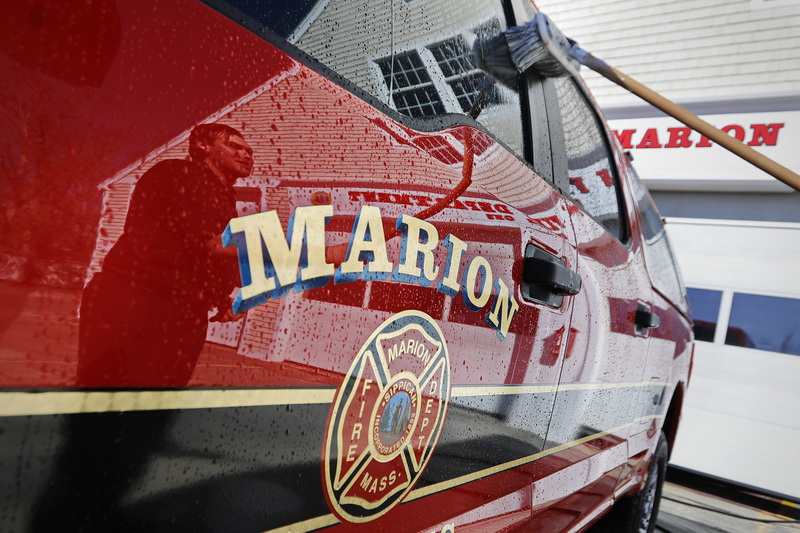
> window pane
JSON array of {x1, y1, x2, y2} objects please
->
[
  {"x1": 222, "y1": 0, "x2": 319, "y2": 38},
  {"x1": 429, "y1": 37, "x2": 473, "y2": 78},
  {"x1": 554, "y1": 77, "x2": 625, "y2": 241},
  {"x1": 393, "y1": 87, "x2": 446, "y2": 118},
  {"x1": 378, "y1": 52, "x2": 432, "y2": 89},
  {"x1": 726, "y1": 293, "x2": 800, "y2": 356},
  {"x1": 687, "y1": 288, "x2": 722, "y2": 342},
  {"x1": 449, "y1": 72, "x2": 499, "y2": 112}
]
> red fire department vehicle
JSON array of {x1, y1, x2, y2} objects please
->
[{"x1": 0, "y1": 0, "x2": 693, "y2": 531}]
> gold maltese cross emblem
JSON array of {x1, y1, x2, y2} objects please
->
[{"x1": 323, "y1": 310, "x2": 451, "y2": 522}]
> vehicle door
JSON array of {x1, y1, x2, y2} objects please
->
[
  {"x1": 624, "y1": 162, "x2": 693, "y2": 459},
  {"x1": 535, "y1": 74, "x2": 656, "y2": 522}
]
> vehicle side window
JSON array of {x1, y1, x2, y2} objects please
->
[
  {"x1": 629, "y1": 164, "x2": 688, "y2": 310},
  {"x1": 553, "y1": 77, "x2": 626, "y2": 241},
  {"x1": 211, "y1": 0, "x2": 524, "y2": 157},
  {"x1": 726, "y1": 293, "x2": 800, "y2": 356},
  {"x1": 686, "y1": 288, "x2": 722, "y2": 342}
]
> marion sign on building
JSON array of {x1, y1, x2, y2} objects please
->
[{"x1": 608, "y1": 111, "x2": 800, "y2": 191}]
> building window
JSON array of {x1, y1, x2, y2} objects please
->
[
  {"x1": 428, "y1": 37, "x2": 500, "y2": 113},
  {"x1": 377, "y1": 51, "x2": 446, "y2": 118},
  {"x1": 725, "y1": 293, "x2": 800, "y2": 356},
  {"x1": 377, "y1": 33, "x2": 500, "y2": 118},
  {"x1": 373, "y1": 17, "x2": 524, "y2": 157},
  {"x1": 429, "y1": 37, "x2": 472, "y2": 78},
  {"x1": 687, "y1": 288, "x2": 722, "y2": 342}
]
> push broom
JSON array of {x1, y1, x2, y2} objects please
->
[{"x1": 473, "y1": 12, "x2": 800, "y2": 192}]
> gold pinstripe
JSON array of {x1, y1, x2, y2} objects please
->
[
  {"x1": 261, "y1": 414, "x2": 665, "y2": 533},
  {"x1": 0, "y1": 381, "x2": 673, "y2": 417}
]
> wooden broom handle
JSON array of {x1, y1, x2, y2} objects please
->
[{"x1": 581, "y1": 54, "x2": 800, "y2": 192}]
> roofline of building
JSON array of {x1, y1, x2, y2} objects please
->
[
  {"x1": 602, "y1": 93, "x2": 800, "y2": 120},
  {"x1": 666, "y1": 216, "x2": 800, "y2": 231},
  {"x1": 97, "y1": 62, "x2": 301, "y2": 191},
  {"x1": 644, "y1": 178, "x2": 797, "y2": 194}
]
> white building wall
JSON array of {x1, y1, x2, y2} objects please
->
[
  {"x1": 665, "y1": 219, "x2": 800, "y2": 499},
  {"x1": 532, "y1": 0, "x2": 800, "y2": 107}
]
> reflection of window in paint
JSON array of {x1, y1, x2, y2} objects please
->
[
  {"x1": 377, "y1": 51, "x2": 446, "y2": 118},
  {"x1": 687, "y1": 288, "x2": 722, "y2": 342},
  {"x1": 554, "y1": 77, "x2": 626, "y2": 241},
  {"x1": 725, "y1": 293, "x2": 800, "y2": 356}
]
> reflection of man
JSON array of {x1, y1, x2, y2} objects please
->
[{"x1": 77, "y1": 123, "x2": 253, "y2": 387}]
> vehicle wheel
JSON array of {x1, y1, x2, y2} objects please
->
[{"x1": 592, "y1": 432, "x2": 669, "y2": 533}]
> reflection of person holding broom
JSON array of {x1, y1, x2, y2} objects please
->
[
  {"x1": 29, "y1": 123, "x2": 254, "y2": 532},
  {"x1": 78, "y1": 123, "x2": 253, "y2": 387}
]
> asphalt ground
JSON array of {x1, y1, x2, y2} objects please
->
[{"x1": 657, "y1": 482, "x2": 800, "y2": 533}]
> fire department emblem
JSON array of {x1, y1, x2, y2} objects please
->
[{"x1": 323, "y1": 310, "x2": 451, "y2": 523}]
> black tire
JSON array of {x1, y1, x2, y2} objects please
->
[{"x1": 592, "y1": 432, "x2": 669, "y2": 533}]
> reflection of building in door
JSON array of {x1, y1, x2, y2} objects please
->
[
  {"x1": 87, "y1": 0, "x2": 556, "y2": 373},
  {"x1": 86, "y1": 61, "x2": 528, "y2": 362},
  {"x1": 248, "y1": 0, "x2": 527, "y2": 156}
]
